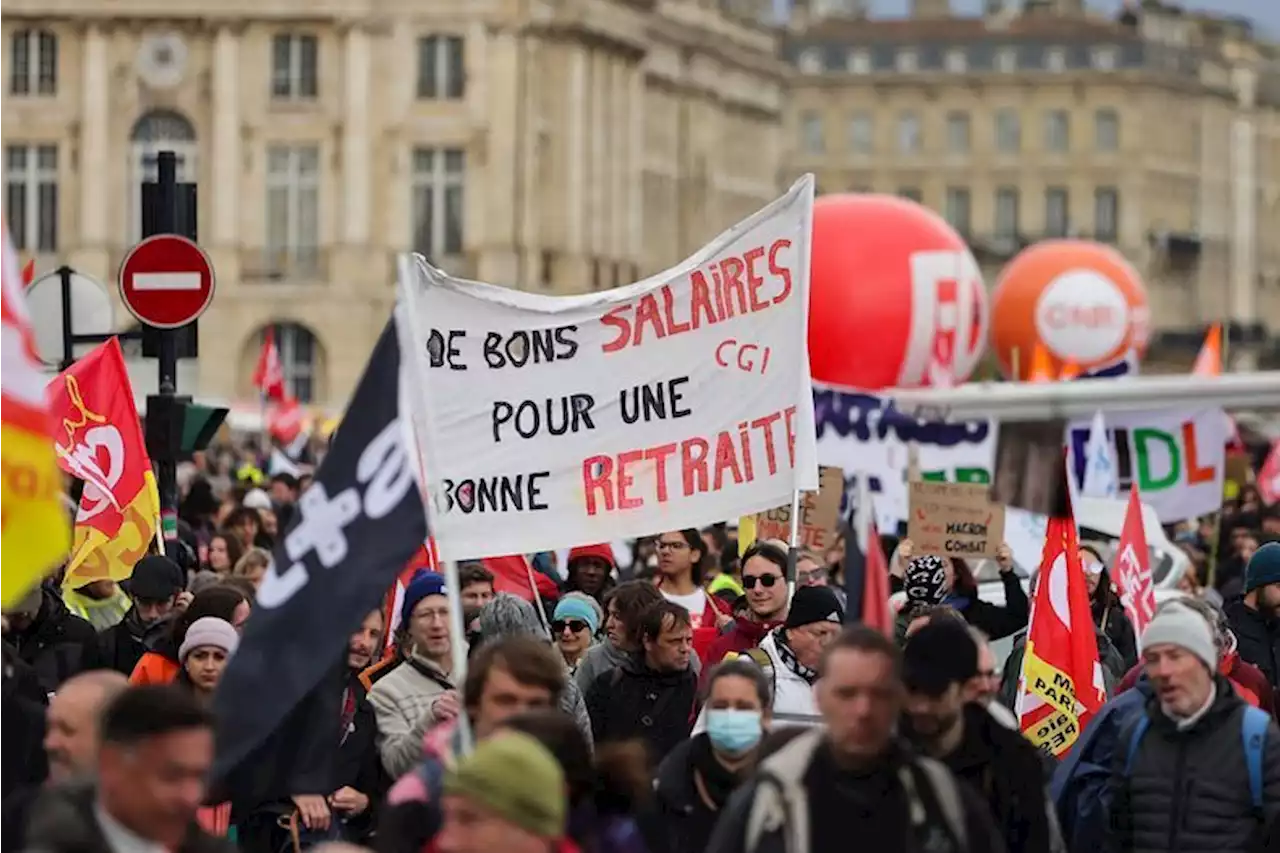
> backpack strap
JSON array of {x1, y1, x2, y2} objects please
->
[
  {"x1": 904, "y1": 757, "x2": 969, "y2": 851},
  {"x1": 1240, "y1": 705, "x2": 1269, "y2": 812},
  {"x1": 1123, "y1": 712, "x2": 1152, "y2": 777}
]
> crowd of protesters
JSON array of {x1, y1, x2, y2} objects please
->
[{"x1": 5, "y1": 446, "x2": 1280, "y2": 853}]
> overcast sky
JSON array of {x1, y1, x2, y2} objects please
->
[{"x1": 811, "y1": 1, "x2": 1278, "y2": 35}]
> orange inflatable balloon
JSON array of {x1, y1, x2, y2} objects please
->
[
  {"x1": 991, "y1": 240, "x2": 1149, "y2": 380},
  {"x1": 808, "y1": 194, "x2": 987, "y2": 389}
]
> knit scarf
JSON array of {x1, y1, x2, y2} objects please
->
[{"x1": 772, "y1": 628, "x2": 817, "y2": 684}]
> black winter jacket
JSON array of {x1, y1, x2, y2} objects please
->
[
  {"x1": 96, "y1": 607, "x2": 172, "y2": 677},
  {"x1": 650, "y1": 735, "x2": 732, "y2": 853},
  {"x1": 584, "y1": 654, "x2": 697, "y2": 766},
  {"x1": 904, "y1": 703, "x2": 1052, "y2": 853},
  {"x1": 8, "y1": 588, "x2": 100, "y2": 695},
  {"x1": 1107, "y1": 675, "x2": 1280, "y2": 853},
  {"x1": 1224, "y1": 597, "x2": 1280, "y2": 687}
]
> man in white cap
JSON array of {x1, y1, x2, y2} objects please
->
[{"x1": 1108, "y1": 601, "x2": 1280, "y2": 852}]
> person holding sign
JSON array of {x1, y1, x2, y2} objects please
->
[
  {"x1": 654, "y1": 530, "x2": 732, "y2": 663},
  {"x1": 893, "y1": 541, "x2": 1029, "y2": 643}
]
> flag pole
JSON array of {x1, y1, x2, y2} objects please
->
[
  {"x1": 1206, "y1": 324, "x2": 1231, "y2": 589},
  {"x1": 785, "y1": 489, "x2": 803, "y2": 599}
]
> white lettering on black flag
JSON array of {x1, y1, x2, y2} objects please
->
[
  {"x1": 211, "y1": 321, "x2": 427, "y2": 783},
  {"x1": 398, "y1": 175, "x2": 818, "y2": 559}
]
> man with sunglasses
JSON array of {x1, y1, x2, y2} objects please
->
[{"x1": 703, "y1": 541, "x2": 790, "y2": 671}]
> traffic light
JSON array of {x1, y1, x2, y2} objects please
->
[{"x1": 145, "y1": 395, "x2": 229, "y2": 461}]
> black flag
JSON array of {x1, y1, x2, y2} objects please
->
[{"x1": 212, "y1": 321, "x2": 428, "y2": 784}]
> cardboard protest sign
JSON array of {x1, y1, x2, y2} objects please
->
[
  {"x1": 397, "y1": 176, "x2": 818, "y2": 559},
  {"x1": 754, "y1": 466, "x2": 844, "y2": 552},
  {"x1": 907, "y1": 481, "x2": 1005, "y2": 559}
]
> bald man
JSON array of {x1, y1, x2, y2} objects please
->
[{"x1": 44, "y1": 670, "x2": 128, "y2": 783}]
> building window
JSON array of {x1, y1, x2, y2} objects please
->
[
  {"x1": 995, "y1": 186, "x2": 1020, "y2": 238},
  {"x1": 411, "y1": 147, "x2": 465, "y2": 260},
  {"x1": 846, "y1": 50, "x2": 871, "y2": 74},
  {"x1": 848, "y1": 112, "x2": 873, "y2": 154},
  {"x1": 129, "y1": 111, "x2": 197, "y2": 243},
  {"x1": 1095, "y1": 108, "x2": 1120, "y2": 151},
  {"x1": 801, "y1": 111, "x2": 824, "y2": 154},
  {"x1": 995, "y1": 47, "x2": 1017, "y2": 73},
  {"x1": 945, "y1": 49, "x2": 967, "y2": 73},
  {"x1": 799, "y1": 48, "x2": 824, "y2": 74},
  {"x1": 271, "y1": 33, "x2": 318, "y2": 99},
  {"x1": 1094, "y1": 187, "x2": 1119, "y2": 241},
  {"x1": 4, "y1": 145, "x2": 58, "y2": 252},
  {"x1": 417, "y1": 35, "x2": 465, "y2": 99},
  {"x1": 1045, "y1": 187, "x2": 1069, "y2": 237},
  {"x1": 945, "y1": 187, "x2": 971, "y2": 235},
  {"x1": 898, "y1": 187, "x2": 923, "y2": 203},
  {"x1": 1045, "y1": 109, "x2": 1070, "y2": 152},
  {"x1": 995, "y1": 109, "x2": 1021, "y2": 152},
  {"x1": 1045, "y1": 47, "x2": 1067, "y2": 72},
  {"x1": 265, "y1": 145, "x2": 321, "y2": 275},
  {"x1": 898, "y1": 111, "x2": 921, "y2": 154},
  {"x1": 946, "y1": 112, "x2": 970, "y2": 154},
  {"x1": 261, "y1": 323, "x2": 321, "y2": 403},
  {"x1": 1092, "y1": 46, "x2": 1118, "y2": 70},
  {"x1": 9, "y1": 29, "x2": 57, "y2": 96}
]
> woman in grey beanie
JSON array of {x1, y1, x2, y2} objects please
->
[{"x1": 475, "y1": 593, "x2": 595, "y2": 750}]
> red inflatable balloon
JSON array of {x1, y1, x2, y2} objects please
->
[{"x1": 807, "y1": 194, "x2": 988, "y2": 389}]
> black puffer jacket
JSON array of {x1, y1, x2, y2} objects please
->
[
  {"x1": 1108, "y1": 675, "x2": 1280, "y2": 853},
  {"x1": 584, "y1": 653, "x2": 696, "y2": 765},
  {"x1": 96, "y1": 607, "x2": 171, "y2": 677},
  {"x1": 8, "y1": 587, "x2": 100, "y2": 695}
]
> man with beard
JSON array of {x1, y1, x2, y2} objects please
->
[
  {"x1": 98, "y1": 556, "x2": 189, "y2": 677},
  {"x1": 1225, "y1": 542, "x2": 1280, "y2": 685},
  {"x1": 900, "y1": 620, "x2": 1050, "y2": 853}
]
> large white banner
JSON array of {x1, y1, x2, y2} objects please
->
[
  {"x1": 1065, "y1": 407, "x2": 1228, "y2": 522},
  {"x1": 813, "y1": 385, "x2": 996, "y2": 534},
  {"x1": 398, "y1": 176, "x2": 818, "y2": 559}
]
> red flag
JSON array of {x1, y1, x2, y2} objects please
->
[
  {"x1": 860, "y1": 521, "x2": 893, "y2": 636},
  {"x1": 1259, "y1": 441, "x2": 1280, "y2": 506},
  {"x1": 484, "y1": 554, "x2": 559, "y2": 602},
  {"x1": 46, "y1": 337, "x2": 161, "y2": 586},
  {"x1": 20, "y1": 258, "x2": 34, "y2": 287},
  {"x1": 267, "y1": 398, "x2": 304, "y2": 445},
  {"x1": 252, "y1": 327, "x2": 288, "y2": 402},
  {"x1": 1017, "y1": 511, "x2": 1106, "y2": 758},
  {"x1": 1113, "y1": 487, "x2": 1156, "y2": 641}
]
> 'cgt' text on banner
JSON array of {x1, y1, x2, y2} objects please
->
[{"x1": 397, "y1": 175, "x2": 819, "y2": 559}]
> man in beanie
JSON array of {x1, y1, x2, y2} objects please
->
[
  {"x1": 900, "y1": 620, "x2": 1051, "y2": 853},
  {"x1": 1109, "y1": 600, "x2": 1280, "y2": 852},
  {"x1": 369, "y1": 571, "x2": 458, "y2": 778},
  {"x1": 694, "y1": 585, "x2": 844, "y2": 731},
  {"x1": 98, "y1": 555, "x2": 189, "y2": 677},
  {"x1": 1225, "y1": 541, "x2": 1280, "y2": 685},
  {"x1": 437, "y1": 731, "x2": 570, "y2": 853}
]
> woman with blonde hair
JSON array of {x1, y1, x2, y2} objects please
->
[{"x1": 232, "y1": 547, "x2": 272, "y2": 590}]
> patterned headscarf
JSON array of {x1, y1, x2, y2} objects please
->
[{"x1": 904, "y1": 555, "x2": 949, "y2": 605}]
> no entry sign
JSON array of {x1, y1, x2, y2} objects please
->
[{"x1": 118, "y1": 234, "x2": 215, "y2": 328}]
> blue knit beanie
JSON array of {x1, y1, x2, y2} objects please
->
[
  {"x1": 401, "y1": 571, "x2": 448, "y2": 624},
  {"x1": 1245, "y1": 542, "x2": 1280, "y2": 593}
]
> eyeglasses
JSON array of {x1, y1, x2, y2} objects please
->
[
  {"x1": 743, "y1": 574, "x2": 781, "y2": 589},
  {"x1": 552, "y1": 619, "x2": 589, "y2": 634},
  {"x1": 656, "y1": 541, "x2": 688, "y2": 551}
]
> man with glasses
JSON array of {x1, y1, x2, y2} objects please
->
[
  {"x1": 704, "y1": 541, "x2": 789, "y2": 669},
  {"x1": 97, "y1": 556, "x2": 189, "y2": 677}
]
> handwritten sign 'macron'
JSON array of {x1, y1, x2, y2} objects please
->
[{"x1": 907, "y1": 481, "x2": 1005, "y2": 559}]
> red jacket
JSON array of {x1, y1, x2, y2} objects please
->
[
  {"x1": 1115, "y1": 651, "x2": 1276, "y2": 718},
  {"x1": 701, "y1": 617, "x2": 783, "y2": 679}
]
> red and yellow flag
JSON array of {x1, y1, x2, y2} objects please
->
[
  {"x1": 1017, "y1": 513, "x2": 1107, "y2": 757},
  {"x1": 47, "y1": 337, "x2": 160, "y2": 588},
  {"x1": 1, "y1": 223, "x2": 71, "y2": 607}
]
